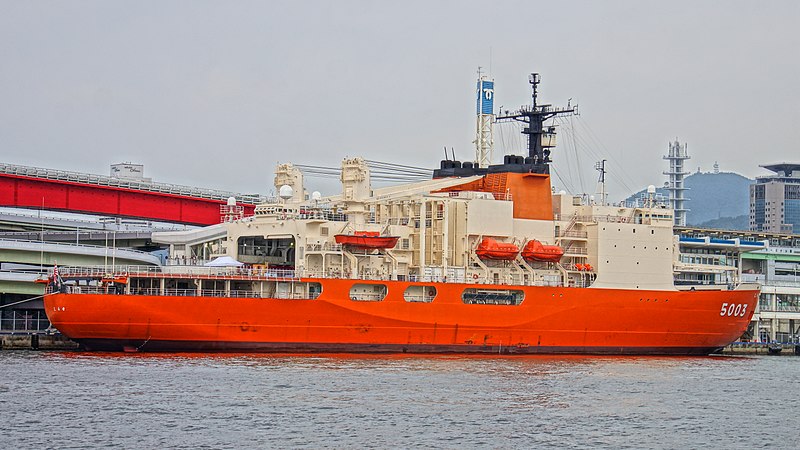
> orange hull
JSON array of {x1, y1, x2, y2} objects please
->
[{"x1": 44, "y1": 279, "x2": 758, "y2": 355}]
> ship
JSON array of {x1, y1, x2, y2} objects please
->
[{"x1": 43, "y1": 73, "x2": 759, "y2": 354}]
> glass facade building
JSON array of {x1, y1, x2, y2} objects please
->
[{"x1": 750, "y1": 164, "x2": 800, "y2": 233}]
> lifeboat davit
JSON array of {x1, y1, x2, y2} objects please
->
[
  {"x1": 521, "y1": 239, "x2": 564, "y2": 262},
  {"x1": 335, "y1": 231, "x2": 400, "y2": 250},
  {"x1": 475, "y1": 237, "x2": 519, "y2": 260}
]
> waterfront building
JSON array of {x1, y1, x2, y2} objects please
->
[
  {"x1": 750, "y1": 163, "x2": 800, "y2": 233},
  {"x1": 676, "y1": 226, "x2": 800, "y2": 343}
]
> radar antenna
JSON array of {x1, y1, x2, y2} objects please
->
[{"x1": 495, "y1": 73, "x2": 577, "y2": 174}]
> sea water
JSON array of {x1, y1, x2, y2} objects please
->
[{"x1": 1, "y1": 352, "x2": 798, "y2": 448}]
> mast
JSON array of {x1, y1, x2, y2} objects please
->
[
  {"x1": 495, "y1": 73, "x2": 576, "y2": 174},
  {"x1": 433, "y1": 72, "x2": 575, "y2": 179},
  {"x1": 474, "y1": 67, "x2": 495, "y2": 169},
  {"x1": 595, "y1": 159, "x2": 607, "y2": 206}
]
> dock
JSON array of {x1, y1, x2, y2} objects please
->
[
  {"x1": 0, "y1": 332, "x2": 80, "y2": 350},
  {"x1": 723, "y1": 342, "x2": 800, "y2": 356}
]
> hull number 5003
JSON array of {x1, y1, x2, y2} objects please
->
[{"x1": 720, "y1": 303, "x2": 747, "y2": 317}]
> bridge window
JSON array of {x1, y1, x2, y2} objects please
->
[
  {"x1": 238, "y1": 236, "x2": 267, "y2": 258},
  {"x1": 237, "y1": 236, "x2": 295, "y2": 267}
]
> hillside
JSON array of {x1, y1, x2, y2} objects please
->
[
  {"x1": 695, "y1": 214, "x2": 750, "y2": 230},
  {"x1": 625, "y1": 172, "x2": 753, "y2": 228}
]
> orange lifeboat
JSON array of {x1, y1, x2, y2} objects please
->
[
  {"x1": 335, "y1": 231, "x2": 400, "y2": 250},
  {"x1": 475, "y1": 237, "x2": 519, "y2": 260},
  {"x1": 521, "y1": 239, "x2": 564, "y2": 262}
]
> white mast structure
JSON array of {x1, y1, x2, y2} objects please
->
[
  {"x1": 663, "y1": 139, "x2": 690, "y2": 226},
  {"x1": 474, "y1": 67, "x2": 495, "y2": 168},
  {"x1": 595, "y1": 159, "x2": 607, "y2": 206}
]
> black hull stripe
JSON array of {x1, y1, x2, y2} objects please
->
[{"x1": 77, "y1": 339, "x2": 723, "y2": 356}]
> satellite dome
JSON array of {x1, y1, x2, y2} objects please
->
[
  {"x1": 311, "y1": 191, "x2": 322, "y2": 201},
  {"x1": 647, "y1": 185, "x2": 656, "y2": 194},
  {"x1": 279, "y1": 185, "x2": 294, "y2": 200},
  {"x1": 226, "y1": 196, "x2": 237, "y2": 206}
]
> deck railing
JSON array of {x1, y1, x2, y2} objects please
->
[
  {"x1": 49, "y1": 264, "x2": 609, "y2": 290},
  {"x1": 55, "y1": 285, "x2": 321, "y2": 299}
]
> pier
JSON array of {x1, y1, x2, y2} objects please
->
[
  {"x1": 1, "y1": 332, "x2": 79, "y2": 350},
  {"x1": 723, "y1": 342, "x2": 800, "y2": 356}
]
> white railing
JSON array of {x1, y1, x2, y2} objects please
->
[
  {"x1": 305, "y1": 243, "x2": 344, "y2": 252},
  {"x1": 52, "y1": 265, "x2": 602, "y2": 289},
  {"x1": 563, "y1": 247, "x2": 589, "y2": 255},
  {"x1": 55, "y1": 265, "x2": 299, "y2": 280},
  {"x1": 559, "y1": 231, "x2": 588, "y2": 239},
  {"x1": 349, "y1": 293, "x2": 386, "y2": 301},
  {"x1": 445, "y1": 191, "x2": 512, "y2": 201},
  {"x1": 741, "y1": 273, "x2": 765, "y2": 283},
  {"x1": 63, "y1": 285, "x2": 320, "y2": 299},
  {"x1": 403, "y1": 295, "x2": 434, "y2": 303},
  {"x1": 254, "y1": 208, "x2": 348, "y2": 222},
  {"x1": 554, "y1": 214, "x2": 660, "y2": 225},
  {"x1": 758, "y1": 280, "x2": 800, "y2": 288}
]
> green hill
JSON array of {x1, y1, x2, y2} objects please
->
[
  {"x1": 625, "y1": 172, "x2": 753, "y2": 229},
  {"x1": 695, "y1": 214, "x2": 750, "y2": 230}
]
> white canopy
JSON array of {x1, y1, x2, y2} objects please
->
[{"x1": 203, "y1": 256, "x2": 244, "y2": 267}]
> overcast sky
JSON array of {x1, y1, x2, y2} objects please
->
[{"x1": 2, "y1": 1, "x2": 798, "y2": 200}]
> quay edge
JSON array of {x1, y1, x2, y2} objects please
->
[
  {"x1": 0, "y1": 333, "x2": 80, "y2": 351},
  {"x1": 723, "y1": 342, "x2": 800, "y2": 356}
]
